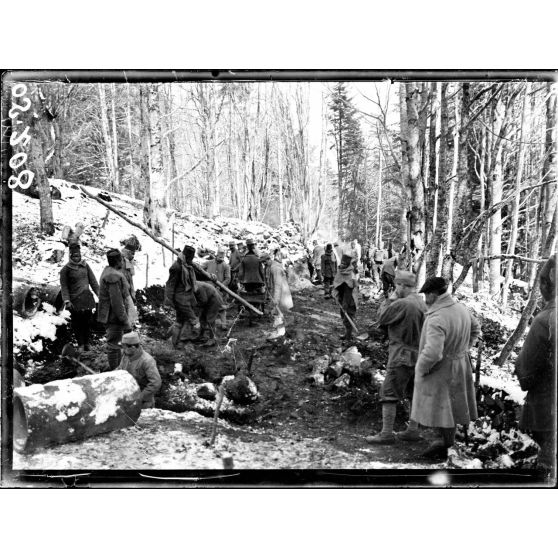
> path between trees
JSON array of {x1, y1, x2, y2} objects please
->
[{"x1": 14, "y1": 282, "x2": 446, "y2": 471}]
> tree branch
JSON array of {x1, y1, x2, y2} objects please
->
[
  {"x1": 469, "y1": 254, "x2": 545, "y2": 264},
  {"x1": 77, "y1": 184, "x2": 263, "y2": 316}
]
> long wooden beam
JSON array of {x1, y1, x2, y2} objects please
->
[{"x1": 78, "y1": 185, "x2": 263, "y2": 316}]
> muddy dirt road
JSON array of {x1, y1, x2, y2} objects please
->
[{"x1": 13, "y1": 280, "x2": 445, "y2": 472}]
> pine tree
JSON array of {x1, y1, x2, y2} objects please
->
[{"x1": 328, "y1": 83, "x2": 365, "y2": 240}]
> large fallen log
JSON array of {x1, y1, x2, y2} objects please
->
[
  {"x1": 13, "y1": 370, "x2": 142, "y2": 453},
  {"x1": 78, "y1": 185, "x2": 263, "y2": 316}
]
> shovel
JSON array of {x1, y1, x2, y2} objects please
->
[{"x1": 61, "y1": 343, "x2": 98, "y2": 375}]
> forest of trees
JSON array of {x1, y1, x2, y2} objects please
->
[{"x1": 9, "y1": 79, "x2": 558, "y2": 321}]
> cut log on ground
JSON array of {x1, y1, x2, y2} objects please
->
[
  {"x1": 78, "y1": 184, "x2": 263, "y2": 316},
  {"x1": 12, "y1": 281, "x2": 41, "y2": 318},
  {"x1": 11, "y1": 280, "x2": 64, "y2": 317},
  {"x1": 13, "y1": 371, "x2": 142, "y2": 453}
]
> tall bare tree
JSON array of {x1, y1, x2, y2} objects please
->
[{"x1": 143, "y1": 84, "x2": 167, "y2": 236}]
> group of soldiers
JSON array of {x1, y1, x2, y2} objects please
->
[
  {"x1": 58, "y1": 224, "x2": 555, "y2": 470},
  {"x1": 164, "y1": 237, "x2": 293, "y2": 347},
  {"x1": 308, "y1": 238, "x2": 400, "y2": 297},
  {"x1": 59, "y1": 232, "x2": 293, "y2": 407},
  {"x1": 308, "y1": 235, "x2": 555, "y2": 469}
]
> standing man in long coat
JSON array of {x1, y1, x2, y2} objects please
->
[
  {"x1": 263, "y1": 250, "x2": 293, "y2": 338},
  {"x1": 411, "y1": 277, "x2": 481, "y2": 459},
  {"x1": 515, "y1": 255, "x2": 556, "y2": 473},
  {"x1": 97, "y1": 249, "x2": 132, "y2": 370},
  {"x1": 238, "y1": 239, "x2": 265, "y2": 293},
  {"x1": 366, "y1": 271, "x2": 426, "y2": 444},
  {"x1": 312, "y1": 240, "x2": 325, "y2": 284}
]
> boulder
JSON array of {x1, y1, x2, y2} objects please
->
[
  {"x1": 222, "y1": 374, "x2": 259, "y2": 405},
  {"x1": 197, "y1": 383, "x2": 217, "y2": 401}
]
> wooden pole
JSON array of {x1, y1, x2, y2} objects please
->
[
  {"x1": 79, "y1": 184, "x2": 263, "y2": 316},
  {"x1": 145, "y1": 253, "x2": 149, "y2": 288},
  {"x1": 209, "y1": 382, "x2": 226, "y2": 446},
  {"x1": 332, "y1": 296, "x2": 359, "y2": 334},
  {"x1": 171, "y1": 222, "x2": 175, "y2": 263}
]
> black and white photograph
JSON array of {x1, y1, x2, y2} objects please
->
[{"x1": 1, "y1": 70, "x2": 556, "y2": 487}]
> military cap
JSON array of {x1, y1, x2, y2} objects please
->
[
  {"x1": 395, "y1": 270, "x2": 416, "y2": 287},
  {"x1": 419, "y1": 277, "x2": 447, "y2": 294},
  {"x1": 122, "y1": 331, "x2": 141, "y2": 345}
]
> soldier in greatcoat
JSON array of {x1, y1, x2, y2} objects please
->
[{"x1": 411, "y1": 277, "x2": 481, "y2": 459}]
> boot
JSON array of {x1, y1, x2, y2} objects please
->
[
  {"x1": 420, "y1": 427, "x2": 454, "y2": 459},
  {"x1": 397, "y1": 428, "x2": 423, "y2": 442},
  {"x1": 365, "y1": 432, "x2": 395, "y2": 444},
  {"x1": 340, "y1": 325, "x2": 353, "y2": 341},
  {"x1": 440, "y1": 427, "x2": 456, "y2": 447},
  {"x1": 420, "y1": 439, "x2": 448, "y2": 459},
  {"x1": 366, "y1": 403, "x2": 396, "y2": 444},
  {"x1": 396, "y1": 420, "x2": 423, "y2": 442}
]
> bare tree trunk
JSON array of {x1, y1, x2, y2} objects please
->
[
  {"x1": 424, "y1": 82, "x2": 440, "y2": 272},
  {"x1": 98, "y1": 84, "x2": 116, "y2": 190},
  {"x1": 376, "y1": 149, "x2": 383, "y2": 246},
  {"x1": 110, "y1": 83, "x2": 120, "y2": 192},
  {"x1": 16, "y1": 84, "x2": 55, "y2": 235},
  {"x1": 143, "y1": 84, "x2": 167, "y2": 236},
  {"x1": 277, "y1": 126, "x2": 284, "y2": 225},
  {"x1": 404, "y1": 82, "x2": 426, "y2": 283},
  {"x1": 446, "y1": 85, "x2": 460, "y2": 256},
  {"x1": 126, "y1": 83, "x2": 135, "y2": 199},
  {"x1": 473, "y1": 126, "x2": 487, "y2": 292},
  {"x1": 399, "y1": 83, "x2": 410, "y2": 251},
  {"x1": 541, "y1": 82, "x2": 558, "y2": 241},
  {"x1": 166, "y1": 87, "x2": 179, "y2": 208},
  {"x1": 427, "y1": 83, "x2": 448, "y2": 277},
  {"x1": 502, "y1": 84, "x2": 530, "y2": 307},
  {"x1": 138, "y1": 85, "x2": 151, "y2": 200},
  {"x1": 488, "y1": 96, "x2": 506, "y2": 295}
]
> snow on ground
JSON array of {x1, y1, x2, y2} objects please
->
[
  {"x1": 13, "y1": 304, "x2": 70, "y2": 355},
  {"x1": 13, "y1": 408, "x2": 437, "y2": 470},
  {"x1": 14, "y1": 180, "x2": 308, "y2": 293},
  {"x1": 461, "y1": 289, "x2": 521, "y2": 331},
  {"x1": 481, "y1": 364, "x2": 526, "y2": 405},
  {"x1": 12, "y1": 179, "x2": 309, "y2": 354}
]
